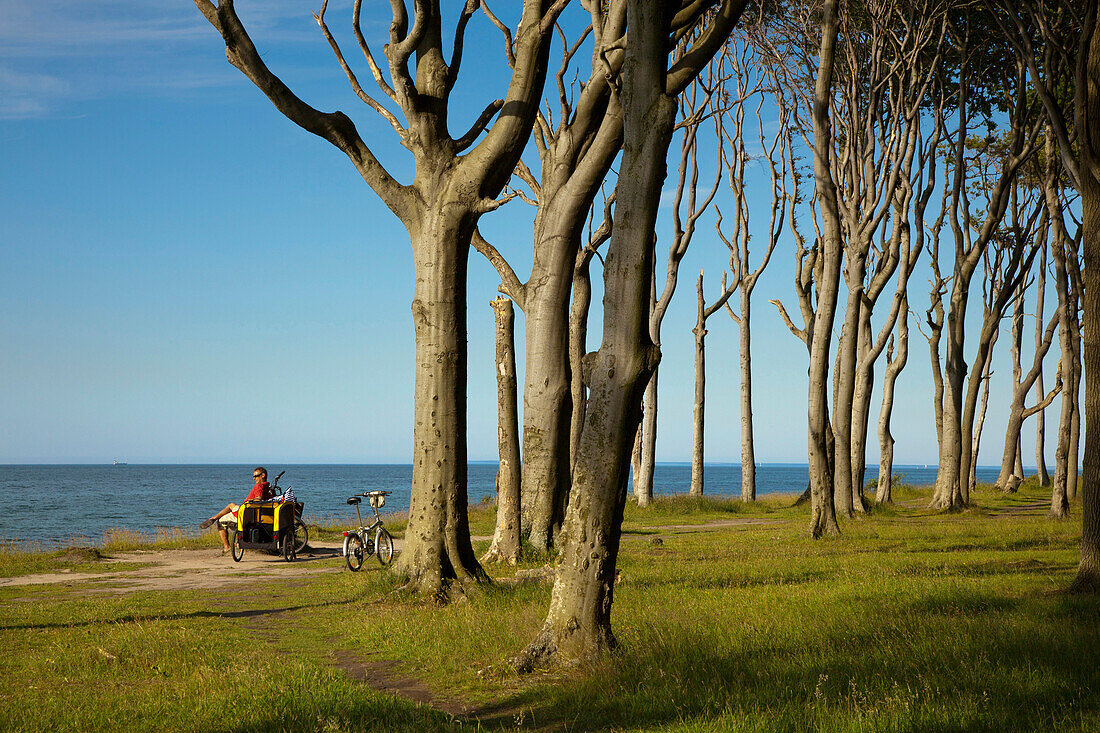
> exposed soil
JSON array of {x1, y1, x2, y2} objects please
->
[{"x1": 0, "y1": 541, "x2": 350, "y2": 593}]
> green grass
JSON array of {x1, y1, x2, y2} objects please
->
[{"x1": 1, "y1": 481, "x2": 1097, "y2": 731}]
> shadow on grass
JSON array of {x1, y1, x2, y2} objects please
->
[
  {"x1": 894, "y1": 557, "x2": 1077, "y2": 580},
  {"x1": 634, "y1": 567, "x2": 829, "y2": 591},
  {"x1": 0, "y1": 592, "x2": 364, "y2": 632},
  {"x1": 472, "y1": 587, "x2": 1100, "y2": 732}
]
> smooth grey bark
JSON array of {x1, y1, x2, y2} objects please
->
[
  {"x1": 569, "y1": 218, "x2": 611, "y2": 474},
  {"x1": 635, "y1": 371, "x2": 658, "y2": 506},
  {"x1": 194, "y1": 0, "x2": 566, "y2": 594},
  {"x1": 875, "y1": 295, "x2": 909, "y2": 504},
  {"x1": 806, "y1": 0, "x2": 843, "y2": 538},
  {"x1": 716, "y1": 51, "x2": 787, "y2": 502},
  {"x1": 931, "y1": 41, "x2": 1040, "y2": 511},
  {"x1": 471, "y1": 6, "x2": 628, "y2": 553},
  {"x1": 692, "y1": 272, "x2": 737, "y2": 496},
  {"x1": 483, "y1": 296, "x2": 521, "y2": 565},
  {"x1": 994, "y1": 277, "x2": 1061, "y2": 493},
  {"x1": 635, "y1": 83, "x2": 724, "y2": 507},
  {"x1": 514, "y1": 0, "x2": 746, "y2": 668},
  {"x1": 996, "y1": 2, "x2": 1094, "y2": 558},
  {"x1": 1052, "y1": 228, "x2": 1076, "y2": 517},
  {"x1": 970, "y1": 333, "x2": 997, "y2": 494},
  {"x1": 1035, "y1": 241, "x2": 1052, "y2": 487}
]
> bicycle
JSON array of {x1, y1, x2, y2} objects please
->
[{"x1": 342, "y1": 491, "x2": 394, "y2": 571}]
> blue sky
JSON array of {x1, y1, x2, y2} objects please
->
[{"x1": 0, "y1": 2, "x2": 1061, "y2": 468}]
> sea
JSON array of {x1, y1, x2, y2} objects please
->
[{"x1": 0, "y1": 463, "x2": 1002, "y2": 549}]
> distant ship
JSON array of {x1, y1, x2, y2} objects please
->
[{"x1": 113, "y1": 460, "x2": 128, "y2": 466}]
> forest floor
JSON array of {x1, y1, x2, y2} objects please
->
[{"x1": 2, "y1": 480, "x2": 1096, "y2": 732}]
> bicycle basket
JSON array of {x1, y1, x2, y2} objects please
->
[{"x1": 369, "y1": 493, "x2": 385, "y2": 509}]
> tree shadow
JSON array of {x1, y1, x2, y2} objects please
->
[
  {"x1": 0, "y1": 593, "x2": 363, "y2": 631},
  {"x1": 470, "y1": 587, "x2": 1100, "y2": 732}
]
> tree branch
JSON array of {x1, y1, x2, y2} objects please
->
[{"x1": 472, "y1": 228, "x2": 527, "y2": 310}]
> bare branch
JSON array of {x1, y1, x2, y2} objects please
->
[
  {"x1": 480, "y1": 1, "x2": 516, "y2": 68},
  {"x1": 315, "y1": 0, "x2": 406, "y2": 138},
  {"x1": 192, "y1": 0, "x2": 413, "y2": 219},
  {"x1": 454, "y1": 100, "x2": 505, "y2": 152},
  {"x1": 472, "y1": 228, "x2": 527, "y2": 310},
  {"x1": 352, "y1": 0, "x2": 398, "y2": 103},
  {"x1": 446, "y1": 0, "x2": 482, "y2": 93}
]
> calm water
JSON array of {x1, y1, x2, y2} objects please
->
[{"x1": 0, "y1": 463, "x2": 999, "y2": 548}]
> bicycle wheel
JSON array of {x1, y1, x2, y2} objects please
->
[
  {"x1": 375, "y1": 528, "x2": 394, "y2": 566},
  {"x1": 292, "y1": 517, "x2": 308, "y2": 555},
  {"x1": 282, "y1": 529, "x2": 296, "y2": 562},
  {"x1": 231, "y1": 531, "x2": 244, "y2": 562},
  {"x1": 345, "y1": 534, "x2": 365, "y2": 572}
]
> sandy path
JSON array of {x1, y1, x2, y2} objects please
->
[{"x1": 0, "y1": 540, "x2": 358, "y2": 593}]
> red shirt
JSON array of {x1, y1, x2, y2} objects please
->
[{"x1": 244, "y1": 481, "x2": 272, "y2": 503}]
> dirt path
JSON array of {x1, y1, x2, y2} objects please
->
[{"x1": 0, "y1": 541, "x2": 352, "y2": 593}]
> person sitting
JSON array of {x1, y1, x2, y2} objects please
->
[{"x1": 199, "y1": 467, "x2": 273, "y2": 555}]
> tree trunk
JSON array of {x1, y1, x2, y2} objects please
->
[
  {"x1": 520, "y1": 95, "x2": 625, "y2": 553},
  {"x1": 971, "y1": 341, "x2": 995, "y2": 496},
  {"x1": 832, "y1": 269, "x2": 865, "y2": 518},
  {"x1": 514, "y1": 0, "x2": 745, "y2": 666},
  {"x1": 849, "y1": 303, "x2": 875, "y2": 512},
  {"x1": 634, "y1": 370, "x2": 657, "y2": 507},
  {"x1": 521, "y1": 261, "x2": 577, "y2": 552},
  {"x1": 398, "y1": 220, "x2": 488, "y2": 593},
  {"x1": 1071, "y1": 166, "x2": 1100, "y2": 591},
  {"x1": 691, "y1": 297, "x2": 707, "y2": 497},
  {"x1": 739, "y1": 289, "x2": 757, "y2": 501},
  {"x1": 1069, "y1": 324, "x2": 1082, "y2": 500},
  {"x1": 876, "y1": 299, "x2": 909, "y2": 504},
  {"x1": 483, "y1": 297, "x2": 522, "y2": 565},
  {"x1": 808, "y1": 0, "x2": 843, "y2": 539},
  {"x1": 1036, "y1": 242, "x2": 1051, "y2": 486},
  {"x1": 569, "y1": 257, "x2": 593, "y2": 474},
  {"x1": 1053, "y1": 232, "x2": 1074, "y2": 516},
  {"x1": 933, "y1": 285, "x2": 969, "y2": 511}
]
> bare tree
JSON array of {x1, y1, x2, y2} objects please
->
[
  {"x1": 691, "y1": 270, "x2": 737, "y2": 496},
  {"x1": 717, "y1": 36, "x2": 789, "y2": 502},
  {"x1": 998, "y1": 0, "x2": 1100, "y2": 591},
  {"x1": 929, "y1": 21, "x2": 1041, "y2": 510},
  {"x1": 760, "y1": 0, "x2": 845, "y2": 536},
  {"x1": 482, "y1": 297, "x2": 521, "y2": 565},
  {"x1": 956, "y1": 195, "x2": 1044, "y2": 499},
  {"x1": 634, "y1": 70, "x2": 725, "y2": 507},
  {"x1": 874, "y1": 300, "x2": 908, "y2": 504},
  {"x1": 827, "y1": 0, "x2": 948, "y2": 518},
  {"x1": 193, "y1": 0, "x2": 568, "y2": 594},
  {"x1": 473, "y1": 4, "x2": 628, "y2": 552},
  {"x1": 993, "y1": 250, "x2": 1061, "y2": 493},
  {"x1": 1034, "y1": 238, "x2": 1053, "y2": 487},
  {"x1": 877, "y1": 94, "x2": 949, "y2": 504},
  {"x1": 513, "y1": 0, "x2": 748, "y2": 669},
  {"x1": 803, "y1": 0, "x2": 845, "y2": 537}
]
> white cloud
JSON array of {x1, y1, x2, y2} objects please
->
[{"x1": 0, "y1": 66, "x2": 72, "y2": 119}]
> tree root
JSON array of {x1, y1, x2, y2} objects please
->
[
  {"x1": 1067, "y1": 571, "x2": 1100, "y2": 595},
  {"x1": 509, "y1": 630, "x2": 559, "y2": 674}
]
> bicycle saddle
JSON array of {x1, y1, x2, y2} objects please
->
[{"x1": 347, "y1": 497, "x2": 362, "y2": 505}]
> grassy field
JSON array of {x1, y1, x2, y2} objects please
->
[{"x1": 1, "y1": 479, "x2": 1097, "y2": 732}]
